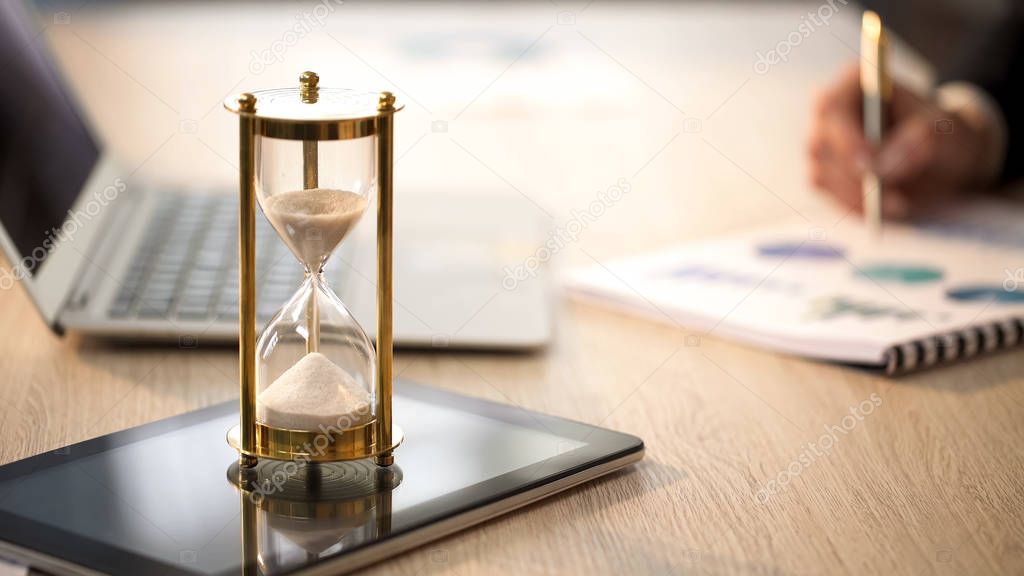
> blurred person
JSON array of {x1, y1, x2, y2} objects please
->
[{"x1": 807, "y1": 2, "x2": 1023, "y2": 218}]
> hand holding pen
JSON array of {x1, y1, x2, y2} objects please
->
[{"x1": 806, "y1": 15, "x2": 1004, "y2": 221}]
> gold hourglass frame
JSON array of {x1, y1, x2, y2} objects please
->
[{"x1": 224, "y1": 72, "x2": 403, "y2": 468}]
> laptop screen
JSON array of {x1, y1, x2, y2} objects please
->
[{"x1": 0, "y1": 1, "x2": 99, "y2": 278}]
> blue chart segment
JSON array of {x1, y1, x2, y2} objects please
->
[
  {"x1": 757, "y1": 242, "x2": 845, "y2": 260},
  {"x1": 946, "y1": 285, "x2": 1024, "y2": 304},
  {"x1": 668, "y1": 264, "x2": 799, "y2": 293}
]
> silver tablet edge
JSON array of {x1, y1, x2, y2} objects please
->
[{"x1": 303, "y1": 447, "x2": 645, "y2": 576}]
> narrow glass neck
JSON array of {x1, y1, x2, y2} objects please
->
[{"x1": 304, "y1": 270, "x2": 321, "y2": 354}]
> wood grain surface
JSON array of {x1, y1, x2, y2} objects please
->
[{"x1": 2, "y1": 2, "x2": 1022, "y2": 574}]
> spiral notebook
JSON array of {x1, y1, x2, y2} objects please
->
[{"x1": 567, "y1": 201, "x2": 1024, "y2": 375}]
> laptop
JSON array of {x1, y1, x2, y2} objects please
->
[{"x1": 0, "y1": 1, "x2": 551, "y2": 349}]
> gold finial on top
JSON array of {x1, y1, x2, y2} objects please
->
[
  {"x1": 377, "y1": 91, "x2": 396, "y2": 111},
  {"x1": 300, "y1": 71, "x2": 320, "y2": 103},
  {"x1": 237, "y1": 92, "x2": 257, "y2": 113}
]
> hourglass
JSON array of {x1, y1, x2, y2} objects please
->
[{"x1": 225, "y1": 72, "x2": 403, "y2": 469}]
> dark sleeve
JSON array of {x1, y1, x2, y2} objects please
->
[
  {"x1": 939, "y1": 4, "x2": 1024, "y2": 183},
  {"x1": 859, "y1": 0, "x2": 1024, "y2": 184}
]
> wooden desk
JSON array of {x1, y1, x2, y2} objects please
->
[{"x1": 3, "y1": 2, "x2": 1023, "y2": 574}]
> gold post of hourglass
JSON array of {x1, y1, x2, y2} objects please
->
[
  {"x1": 374, "y1": 467, "x2": 396, "y2": 537},
  {"x1": 240, "y1": 483, "x2": 258, "y2": 576},
  {"x1": 237, "y1": 93, "x2": 259, "y2": 469},
  {"x1": 300, "y1": 71, "x2": 321, "y2": 354},
  {"x1": 374, "y1": 91, "x2": 396, "y2": 467}
]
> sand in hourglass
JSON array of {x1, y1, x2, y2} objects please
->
[
  {"x1": 258, "y1": 352, "x2": 372, "y2": 430},
  {"x1": 258, "y1": 188, "x2": 371, "y2": 432},
  {"x1": 263, "y1": 188, "x2": 368, "y2": 269}
]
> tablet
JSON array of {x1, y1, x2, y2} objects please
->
[{"x1": 0, "y1": 381, "x2": 643, "y2": 575}]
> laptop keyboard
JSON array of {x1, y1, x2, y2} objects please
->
[{"x1": 108, "y1": 194, "x2": 304, "y2": 323}]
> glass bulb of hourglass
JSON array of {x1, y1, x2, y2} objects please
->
[
  {"x1": 255, "y1": 275, "x2": 375, "y2": 432},
  {"x1": 262, "y1": 187, "x2": 368, "y2": 272},
  {"x1": 253, "y1": 135, "x2": 377, "y2": 435}
]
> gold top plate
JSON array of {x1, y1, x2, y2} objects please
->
[
  {"x1": 223, "y1": 72, "x2": 403, "y2": 141},
  {"x1": 224, "y1": 87, "x2": 390, "y2": 122}
]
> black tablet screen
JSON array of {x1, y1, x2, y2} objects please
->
[{"x1": 0, "y1": 383, "x2": 639, "y2": 575}]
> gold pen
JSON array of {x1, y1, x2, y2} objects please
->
[{"x1": 860, "y1": 10, "x2": 891, "y2": 235}]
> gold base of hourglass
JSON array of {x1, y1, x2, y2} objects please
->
[{"x1": 227, "y1": 422, "x2": 404, "y2": 463}]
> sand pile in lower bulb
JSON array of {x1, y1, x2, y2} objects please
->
[{"x1": 257, "y1": 352, "x2": 372, "y2": 431}]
